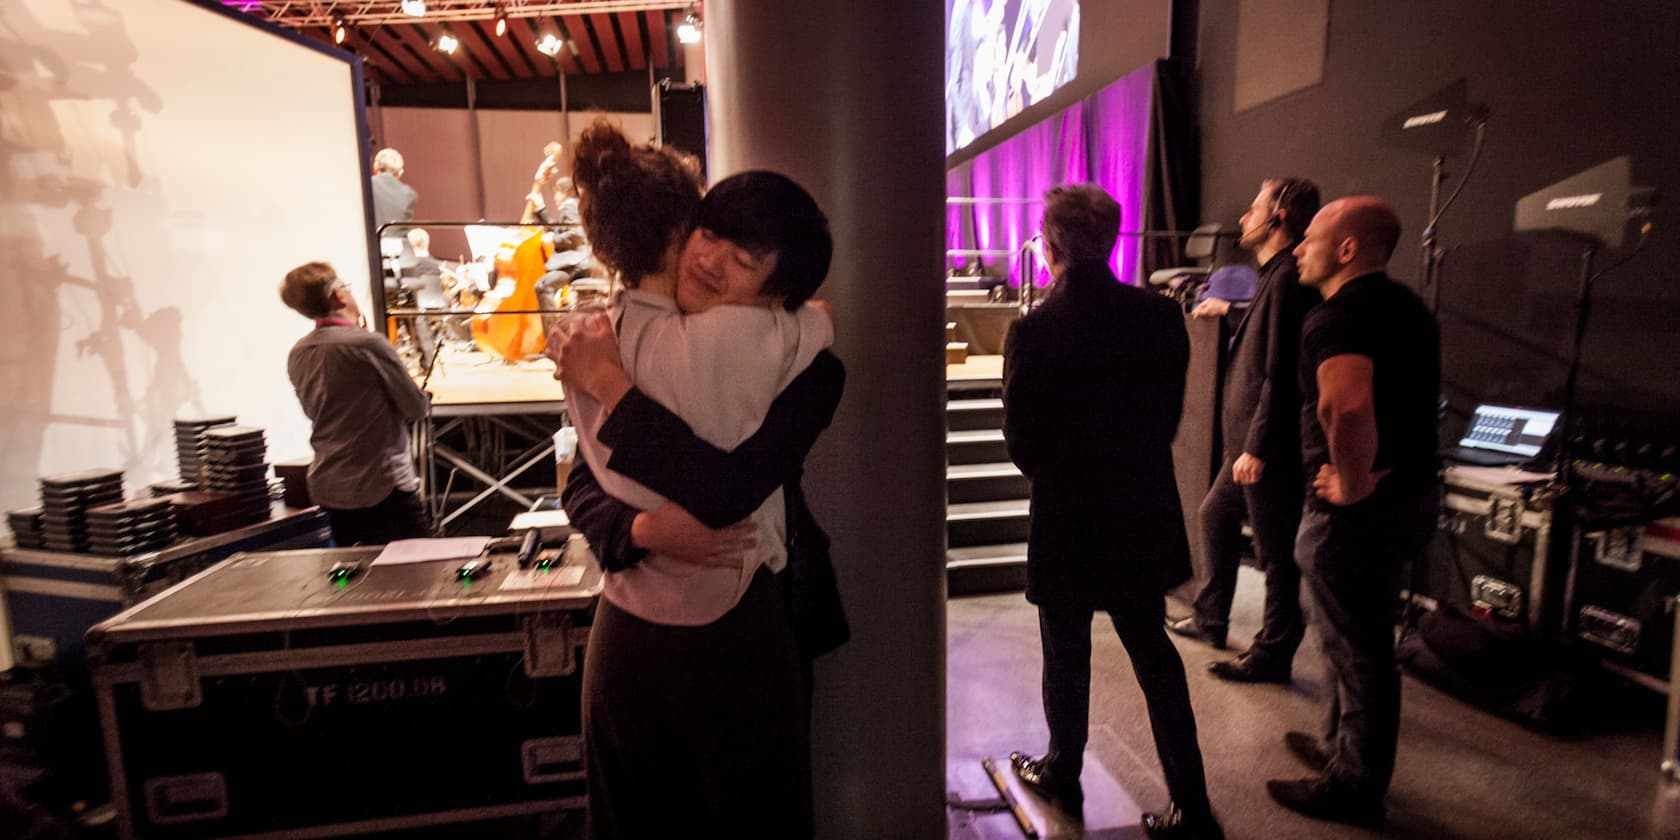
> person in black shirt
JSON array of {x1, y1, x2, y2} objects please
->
[
  {"x1": 1168, "y1": 178, "x2": 1320, "y2": 687},
  {"x1": 1265, "y1": 197, "x2": 1440, "y2": 827}
]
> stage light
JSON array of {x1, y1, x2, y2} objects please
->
[
  {"x1": 435, "y1": 32, "x2": 459, "y2": 55},
  {"x1": 333, "y1": 18, "x2": 347, "y2": 44},
  {"x1": 400, "y1": 0, "x2": 426, "y2": 17},
  {"x1": 535, "y1": 32, "x2": 565, "y2": 57},
  {"x1": 494, "y1": 4, "x2": 508, "y2": 37},
  {"x1": 676, "y1": 9, "x2": 702, "y2": 45}
]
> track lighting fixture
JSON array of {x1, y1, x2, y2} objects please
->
[
  {"x1": 676, "y1": 6, "x2": 702, "y2": 45},
  {"x1": 535, "y1": 32, "x2": 565, "y2": 58}
]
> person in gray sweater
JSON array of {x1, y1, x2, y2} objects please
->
[{"x1": 279, "y1": 262, "x2": 430, "y2": 546}]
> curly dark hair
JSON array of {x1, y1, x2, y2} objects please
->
[{"x1": 570, "y1": 117, "x2": 702, "y2": 284}]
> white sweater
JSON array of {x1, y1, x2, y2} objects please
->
[{"x1": 567, "y1": 290, "x2": 832, "y2": 625}]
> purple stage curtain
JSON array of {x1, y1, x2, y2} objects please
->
[{"x1": 946, "y1": 62, "x2": 1156, "y2": 287}]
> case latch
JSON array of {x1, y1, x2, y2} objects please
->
[
  {"x1": 1483, "y1": 496, "x2": 1524, "y2": 544},
  {"x1": 139, "y1": 642, "x2": 202, "y2": 711}
]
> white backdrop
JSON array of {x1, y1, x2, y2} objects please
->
[{"x1": 0, "y1": 0, "x2": 373, "y2": 529}]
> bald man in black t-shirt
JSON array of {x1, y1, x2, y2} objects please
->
[{"x1": 1264, "y1": 197, "x2": 1440, "y2": 829}]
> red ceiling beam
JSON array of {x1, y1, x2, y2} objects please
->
[
  {"x1": 390, "y1": 22, "x2": 463, "y2": 83},
  {"x1": 513, "y1": 15, "x2": 581, "y2": 76},
  {"x1": 617, "y1": 12, "x2": 646, "y2": 70},
  {"x1": 562, "y1": 14, "x2": 603, "y2": 74},
  {"x1": 645, "y1": 10, "x2": 669, "y2": 69},
  {"x1": 360, "y1": 27, "x2": 433, "y2": 84},
  {"x1": 482, "y1": 18, "x2": 538, "y2": 78},
  {"x1": 589, "y1": 14, "x2": 625, "y2": 72},
  {"x1": 430, "y1": 20, "x2": 511, "y2": 81}
]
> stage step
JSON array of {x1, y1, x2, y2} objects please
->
[
  {"x1": 946, "y1": 461, "x2": 1029, "y2": 505},
  {"x1": 947, "y1": 543, "x2": 1029, "y2": 596},
  {"x1": 947, "y1": 429, "x2": 1009, "y2": 465},
  {"x1": 946, "y1": 397, "x2": 1004, "y2": 431},
  {"x1": 947, "y1": 500, "x2": 1030, "y2": 548}
]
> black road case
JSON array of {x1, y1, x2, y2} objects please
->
[
  {"x1": 86, "y1": 540, "x2": 601, "y2": 839},
  {"x1": 1416, "y1": 466, "x2": 1560, "y2": 632},
  {"x1": 2, "y1": 506, "x2": 332, "y2": 678},
  {"x1": 1564, "y1": 517, "x2": 1680, "y2": 681}
]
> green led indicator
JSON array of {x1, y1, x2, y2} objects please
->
[{"x1": 333, "y1": 576, "x2": 349, "y2": 588}]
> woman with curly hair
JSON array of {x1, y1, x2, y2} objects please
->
[{"x1": 552, "y1": 117, "x2": 843, "y2": 839}]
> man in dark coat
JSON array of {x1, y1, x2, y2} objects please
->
[
  {"x1": 1169, "y1": 178, "x2": 1321, "y2": 685},
  {"x1": 1002, "y1": 184, "x2": 1221, "y2": 840}
]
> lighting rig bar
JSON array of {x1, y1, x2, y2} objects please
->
[{"x1": 247, "y1": 1, "x2": 690, "y2": 28}]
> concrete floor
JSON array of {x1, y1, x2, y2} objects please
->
[{"x1": 946, "y1": 567, "x2": 1680, "y2": 840}]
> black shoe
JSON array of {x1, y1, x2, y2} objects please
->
[
  {"x1": 1207, "y1": 651, "x2": 1291, "y2": 684},
  {"x1": 1008, "y1": 751, "x2": 1084, "y2": 814},
  {"x1": 1283, "y1": 731, "x2": 1329, "y2": 773},
  {"x1": 1141, "y1": 801, "x2": 1224, "y2": 839},
  {"x1": 1165, "y1": 616, "x2": 1227, "y2": 650},
  {"x1": 1266, "y1": 776, "x2": 1385, "y2": 827}
]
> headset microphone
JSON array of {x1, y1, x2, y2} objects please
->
[{"x1": 1267, "y1": 179, "x2": 1297, "y2": 232}]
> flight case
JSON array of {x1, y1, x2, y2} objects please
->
[
  {"x1": 1415, "y1": 466, "x2": 1560, "y2": 632},
  {"x1": 86, "y1": 540, "x2": 601, "y2": 839}
]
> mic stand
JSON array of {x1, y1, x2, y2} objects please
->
[
  {"x1": 1419, "y1": 155, "x2": 1447, "y2": 315},
  {"x1": 1018, "y1": 236, "x2": 1043, "y2": 315},
  {"x1": 1555, "y1": 245, "x2": 1598, "y2": 490},
  {"x1": 1415, "y1": 115, "x2": 1489, "y2": 316}
]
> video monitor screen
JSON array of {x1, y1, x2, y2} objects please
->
[{"x1": 947, "y1": 0, "x2": 1081, "y2": 154}]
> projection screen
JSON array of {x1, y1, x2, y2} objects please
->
[{"x1": 0, "y1": 0, "x2": 375, "y2": 524}]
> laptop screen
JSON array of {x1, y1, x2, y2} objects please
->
[{"x1": 1457, "y1": 404, "x2": 1560, "y2": 456}]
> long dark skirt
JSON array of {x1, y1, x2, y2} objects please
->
[{"x1": 583, "y1": 568, "x2": 811, "y2": 839}]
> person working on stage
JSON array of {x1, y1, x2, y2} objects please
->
[
  {"x1": 522, "y1": 140, "x2": 566, "y2": 224},
  {"x1": 544, "y1": 118, "x2": 841, "y2": 839},
  {"x1": 280, "y1": 262, "x2": 431, "y2": 546},
  {"x1": 370, "y1": 147, "x2": 416, "y2": 229},
  {"x1": 1001, "y1": 184, "x2": 1220, "y2": 838},
  {"x1": 1265, "y1": 196, "x2": 1439, "y2": 827},
  {"x1": 1169, "y1": 178, "x2": 1321, "y2": 684}
]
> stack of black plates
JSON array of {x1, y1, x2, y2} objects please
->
[
  {"x1": 202, "y1": 426, "x2": 270, "y2": 524},
  {"x1": 84, "y1": 498, "x2": 178, "y2": 556},
  {"x1": 38, "y1": 470, "x2": 125, "y2": 553},
  {"x1": 175, "y1": 415, "x2": 236, "y2": 487},
  {"x1": 149, "y1": 478, "x2": 199, "y2": 497},
  {"x1": 7, "y1": 507, "x2": 44, "y2": 549}
]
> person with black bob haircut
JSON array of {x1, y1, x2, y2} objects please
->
[{"x1": 548, "y1": 122, "x2": 845, "y2": 839}]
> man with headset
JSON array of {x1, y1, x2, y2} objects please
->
[{"x1": 1168, "y1": 178, "x2": 1321, "y2": 684}]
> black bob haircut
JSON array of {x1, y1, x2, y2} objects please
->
[{"x1": 696, "y1": 171, "x2": 833, "y2": 311}]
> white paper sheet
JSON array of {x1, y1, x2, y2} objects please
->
[
  {"x1": 1444, "y1": 465, "x2": 1555, "y2": 486},
  {"x1": 499, "y1": 564, "x2": 586, "y2": 591},
  {"x1": 371, "y1": 537, "x2": 490, "y2": 566}
]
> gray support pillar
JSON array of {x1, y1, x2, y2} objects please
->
[{"x1": 705, "y1": 3, "x2": 947, "y2": 837}]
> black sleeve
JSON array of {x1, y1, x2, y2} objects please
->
[
  {"x1": 597, "y1": 350, "x2": 846, "y2": 529},
  {"x1": 1000, "y1": 318, "x2": 1044, "y2": 478},
  {"x1": 1245, "y1": 274, "x2": 1316, "y2": 458},
  {"x1": 558, "y1": 457, "x2": 647, "y2": 573},
  {"x1": 1301, "y1": 300, "x2": 1370, "y2": 374}
]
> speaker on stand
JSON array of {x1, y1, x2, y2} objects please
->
[{"x1": 655, "y1": 79, "x2": 707, "y2": 180}]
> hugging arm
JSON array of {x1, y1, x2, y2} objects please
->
[{"x1": 597, "y1": 351, "x2": 845, "y2": 529}]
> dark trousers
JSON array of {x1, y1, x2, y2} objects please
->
[
  {"x1": 323, "y1": 487, "x2": 430, "y2": 546},
  {"x1": 583, "y1": 569, "x2": 811, "y2": 840},
  {"x1": 1192, "y1": 459, "x2": 1307, "y2": 666},
  {"x1": 1038, "y1": 598, "x2": 1210, "y2": 812},
  {"x1": 1296, "y1": 488, "x2": 1439, "y2": 798}
]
